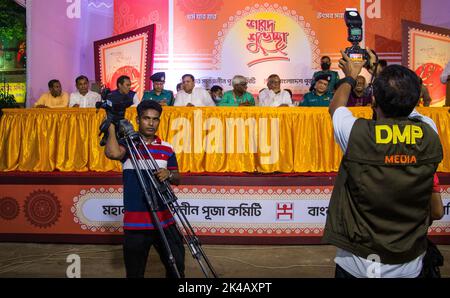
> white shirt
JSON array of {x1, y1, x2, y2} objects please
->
[
  {"x1": 258, "y1": 89, "x2": 293, "y2": 107},
  {"x1": 174, "y1": 87, "x2": 215, "y2": 107},
  {"x1": 331, "y1": 107, "x2": 438, "y2": 278},
  {"x1": 440, "y1": 61, "x2": 450, "y2": 84},
  {"x1": 131, "y1": 93, "x2": 140, "y2": 107},
  {"x1": 69, "y1": 90, "x2": 101, "y2": 108}
]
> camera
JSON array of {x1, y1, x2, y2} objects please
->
[
  {"x1": 344, "y1": 9, "x2": 370, "y2": 66},
  {"x1": 96, "y1": 87, "x2": 134, "y2": 146}
]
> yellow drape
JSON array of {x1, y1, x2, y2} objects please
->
[{"x1": 0, "y1": 107, "x2": 448, "y2": 173}]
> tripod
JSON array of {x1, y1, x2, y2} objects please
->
[{"x1": 118, "y1": 120, "x2": 218, "y2": 278}]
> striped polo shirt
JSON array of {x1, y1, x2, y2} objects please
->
[{"x1": 119, "y1": 136, "x2": 178, "y2": 230}]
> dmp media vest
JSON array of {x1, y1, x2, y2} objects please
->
[{"x1": 323, "y1": 117, "x2": 443, "y2": 264}]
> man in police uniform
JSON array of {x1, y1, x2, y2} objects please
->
[
  {"x1": 142, "y1": 72, "x2": 175, "y2": 106},
  {"x1": 311, "y1": 55, "x2": 340, "y2": 93},
  {"x1": 299, "y1": 74, "x2": 332, "y2": 107}
]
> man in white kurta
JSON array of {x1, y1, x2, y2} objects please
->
[
  {"x1": 174, "y1": 74, "x2": 215, "y2": 107},
  {"x1": 69, "y1": 75, "x2": 101, "y2": 108},
  {"x1": 258, "y1": 74, "x2": 293, "y2": 107}
]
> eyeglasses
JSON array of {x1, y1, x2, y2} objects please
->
[{"x1": 238, "y1": 82, "x2": 248, "y2": 86}]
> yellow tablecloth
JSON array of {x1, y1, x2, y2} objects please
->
[{"x1": 0, "y1": 107, "x2": 449, "y2": 173}]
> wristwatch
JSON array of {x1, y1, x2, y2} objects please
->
[
  {"x1": 168, "y1": 171, "x2": 174, "y2": 181},
  {"x1": 341, "y1": 77, "x2": 357, "y2": 89}
]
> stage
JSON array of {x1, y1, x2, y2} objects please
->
[{"x1": 1, "y1": 107, "x2": 450, "y2": 245}]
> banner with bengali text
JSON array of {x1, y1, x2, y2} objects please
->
[
  {"x1": 114, "y1": 0, "x2": 421, "y2": 96},
  {"x1": 1, "y1": 184, "x2": 449, "y2": 239}
]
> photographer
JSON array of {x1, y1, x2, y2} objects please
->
[
  {"x1": 324, "y1": 51, "x2": 444, "y2": 278},
  {"x1": 104, "y1": 100, "x2": 184, "y2": 278}
]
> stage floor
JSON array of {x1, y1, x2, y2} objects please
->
[{"x1": 1, "y1": 242, "x2": 449, "y2": 278}]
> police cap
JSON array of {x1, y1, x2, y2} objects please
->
[
  {"x1": 315, "y1": 73, "x2": 331, "y2": 83},
  {"x1": 150, "y1": 72, "x2": 166, "y2": 82}
]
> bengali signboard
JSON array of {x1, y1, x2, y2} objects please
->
[
  {"x1": 114, "y1": 0, "x2": 422, "y2": 96},
  {"x1": 1, "y1": 184, "x2": 449, "y2": 240}
]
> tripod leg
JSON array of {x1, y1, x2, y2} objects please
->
[
  {"x1": 126, "y1": 135, "x2": 218, "y2": 278},
  {"x1": 171, "y1": 205, "x2": 219, "y2": 278},
  {"x1": 154, "y1": 224, "x2": 185, "y2": 278},
  {"x1": 146, "y1": 184, "x2": 182, "y2": 278}
]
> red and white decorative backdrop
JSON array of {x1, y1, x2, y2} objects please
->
[
  {"x1": 94, "y1": 25, "x2": 156, "y2": 100},
  {"x1": 113, "y1": 0, "x2": 425, "y2": 97},
  {"x1": 403, "y1": 21, "x2": 450, "y2": 107}
]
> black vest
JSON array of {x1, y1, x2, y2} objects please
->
[{"x1": 323, "y1": 117, "x2": 443, "y2": 264}]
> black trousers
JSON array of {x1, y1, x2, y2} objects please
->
[
  {"x1": 123, "y1": 225, "x2": 185, "y2": 278},
  {"x1": 335, "y1": 264, "x2": 357, "y2": 278}
]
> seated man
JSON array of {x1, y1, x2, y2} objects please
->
[
  {"x1": 259, "y1": 74, "x2": 293, "y2": 107},
  {"x1": 300, "y1": 74, "x2": 333, "y2": 107},
  {"x1": 173, "y1": 74, "x2": 215, "y2": 107},
  {"x1": 142, "y1": 72, "x2": 174, "y2": 106},
  {"x1": 112, "y1": 75, "x2": 140, "y2": 106},
  {"x1": 347, "y1": 76, "x2": 372, "y2": 106},
  {"x1": 311, "y1": 56, "x2": 340, "y2": 94},
  {"x1": 34, "y1": 79, "x2": 69, "y2": 108},
  {"x1": 69, "y1": 75, "x2": 101, "y2": 108},
  {"x1": 217, "y1": 75, "x2": 255, "y2": 106},
  {"x1": 210, "y1": 85, "x2": 223, "y2": 105}
]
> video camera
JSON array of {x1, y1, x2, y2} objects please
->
[
  {"x1": 96, "y1": 87, "x2": 134, "y2": 146},
  {"x1": 344, "y1": 9, "x2": 371, "y2": 67}
]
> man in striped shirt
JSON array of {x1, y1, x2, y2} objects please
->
[{"x1": 104, "y1": 100, "x2": 184, "y2": 278}]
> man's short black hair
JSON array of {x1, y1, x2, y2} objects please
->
[
  {"x1": 75, "y1": 75, "x2": 89, "y2": 85},
  {"x1": 48, "y1": 79, "x2": 60, "y2": 89},
  {"x1": 373, "y1": 65, "x2": 421, "y2": 118},
  {"x1": 182, "y1": 74, "x2": 195, "y2": 81},
  {"x1": 210, "y1": 85, "x2": 223, "y2": 93},
  {"x1": 378, "y1": 59, "x2": 388, "y2": 68},
  {"x1": 137, "y1": 100, "x2": 163, "y2": 118},
  {"x1": 116, "y1": 75, "x2": 130, "y2": 88},
  {"x1": 321, "y1": 56, "x2": 331, "y2": 61}
]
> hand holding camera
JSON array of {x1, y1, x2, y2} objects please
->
[
  {"x1": 344, "y1": 9, "x2": 377, "y2": 69},
  {"x1": 338, "y1": 50, "x2": 366, "y2": 79}
]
